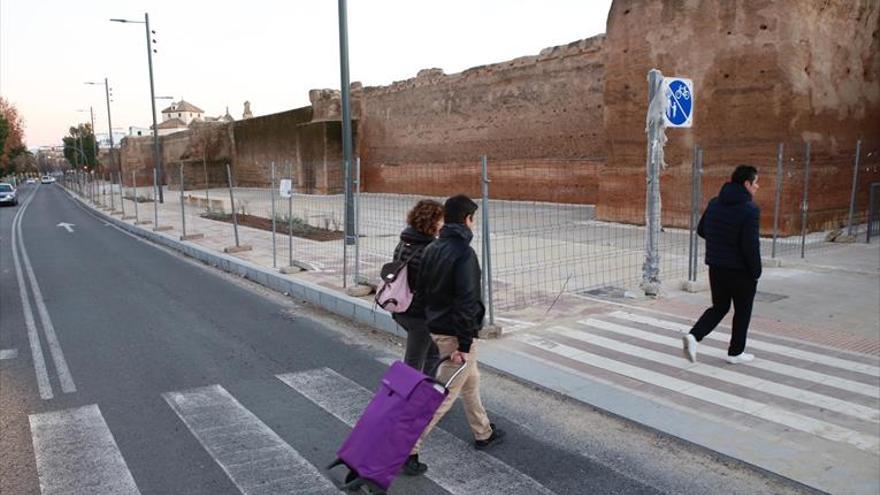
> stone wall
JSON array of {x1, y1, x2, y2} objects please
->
[{"x1": 600, "y1": 0, "x2": 880, "y2": 234}]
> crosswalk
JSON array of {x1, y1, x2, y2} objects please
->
[
  {"x1": 27, "y1": 368, "x2": 558, "y2": 495},
  {"x1": 502, "y1": 309, "x2": 880, "y2": 456}
]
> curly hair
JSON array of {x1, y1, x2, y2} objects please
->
[{"x1": 407, "y1": 199, "x2": 444, "y2": 237}]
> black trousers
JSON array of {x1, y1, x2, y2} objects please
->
[
  {"x1": 690, "y1": 266, "x2": 757, "y2": 356},
  {"x1": 393, "y1": 314, "x2": 440, "y2": 375}
]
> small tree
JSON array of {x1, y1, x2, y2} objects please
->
[
  {"x1": 0, "y1": 97, "x2": 26, "y2": 176},
  {"x1": 62, "y1": 124, "x2": 98, "y2": 169}
]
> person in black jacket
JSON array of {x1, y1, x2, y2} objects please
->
[
  {"x1": 683, "y1": 165, "x2": 762, "y2": 365},
  {"x1": 402, "y1": 195, "x2": 505, "y2": 476},
  {"x1": 392, "y1": 200, "x2": 444, "y2": 374}
]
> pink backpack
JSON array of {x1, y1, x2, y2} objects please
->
[{"x1": 375, "y1": 243, "x2": 423, "y2": 313}]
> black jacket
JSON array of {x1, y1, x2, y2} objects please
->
[
  {"x1": 417, "y1": 223, "x2": 485, "y2": 353},
  {"x1": 391, "y1": 226, "x2": 433, "y2": 319},
  {"x1": 698, "y1": 182, "x2": 762, "y2": 280}
]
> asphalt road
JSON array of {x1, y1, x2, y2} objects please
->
[{"x1": 0, "y1": 184, "x2": 811, "y2": 495}]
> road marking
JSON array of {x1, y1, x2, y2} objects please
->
[
  {"x1": 29, "y1": 404, "x2": 141, "y2": 495},
  {"x1": 0, "y1": 348, "x2": 18, "y2": 360},
  {"x1": 17, "y1": 192, "x2": 76, "y2": 394},
  {"x1": 278, "y1": 368, "x2": 556, "y2": 495},
  {"x1": 568, "y1": 321, "x2": 879, "y2": 423},
  {"x1": 10, "y1": 187, "x2": 53, "y2": 399},
  {"x1": 586, "y1": 316, "x2": 880, "y2": 399},
  {"x1": 56, "y1": 222, "x2": 75, "y2": 233},
  {"x1": 163, "y1": 384, "x2": 338, "y2": 495},
  {"x1": 513, "y1": 333, "x2": 879, "y2": 454},
  {"x1": 609, "y1": 311, "x2": 880, "y2": 377}
]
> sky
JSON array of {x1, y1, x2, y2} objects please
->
[{"x1": 0, "y1": 0, "x2": 612, "y2": 147}]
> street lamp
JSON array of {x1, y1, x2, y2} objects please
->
[
  {"x1": 85, "y1": 79, "x2": 117, "y2": 174},
  {"x1": 110, "y1": 13, "x2": 165, "y2": 202}
]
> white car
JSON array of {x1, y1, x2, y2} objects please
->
[
  {"x1": 0, "y1": 183, "x2": 17, "y2": 206},
  {"x1": 40, "y1": 176, "x2": 55, "y2": 184},
  {"x1": 26, "y1": 178, "x2": 37, "y2": 184}
]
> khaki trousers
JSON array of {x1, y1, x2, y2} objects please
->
[{"x1": 411, "y1": 335, "x2": 493, "y2": 454}]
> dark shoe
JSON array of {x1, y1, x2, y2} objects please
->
[
  {"x1": 474, "y1": 423, "x2": 506, "y2": 450},
  {"x1": 402, "y1": 454, "x2": 427, "y2": 476}
]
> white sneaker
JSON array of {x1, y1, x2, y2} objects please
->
[
  {"x1": 726, "y1": 353, "x2": 755, "y2": 364},
  {"x1": 682, "y1": 334, "x2": 697, "y2": 363}
]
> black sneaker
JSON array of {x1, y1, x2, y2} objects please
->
[
  {"x1": 402, "y1": 454, "x2": 427, "y2": 476},
  {"x1": 474, "y1": 423, "x2": 506, "y2": 450}
]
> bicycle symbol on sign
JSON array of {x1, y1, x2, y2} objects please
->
[{"x1": 674, "y1": 85, "x2": 690, "y2": 101}]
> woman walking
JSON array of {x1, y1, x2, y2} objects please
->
[{"x1": 393, "y1": 200, "x2": 444, "y2": 374}]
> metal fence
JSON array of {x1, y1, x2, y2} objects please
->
[{"x1": 58, "y1": 136, "x2": 878, "y2": 317}]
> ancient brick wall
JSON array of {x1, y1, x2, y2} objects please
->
[
  {"x1": 358, "y1": 36, "x2": 606, "y2": 204},
  {"x1": 600, "y1": 0, "x2": 880, "y2": 234}
]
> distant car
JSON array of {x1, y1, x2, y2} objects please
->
[
  {"x1": 26, "y1": 178, "x2": 37, "y2": 184},
  {"x1": 41, "y1": 176, "x2": 54, "y2": 184},
  {"x1": 0, "y1": 183, "x2": 17, "y2": 206}
]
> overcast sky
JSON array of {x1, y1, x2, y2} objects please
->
[{"x1": 1, "y1": 1, "x2": 612, "y2": 147}]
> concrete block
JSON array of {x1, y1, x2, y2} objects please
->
[
  {"x1": 153, "y1": 225, "x2": 174, "y2": 232},
  {"x1": 223, "y1": 245, "x2": 253, "y2": 254},
  {"x1": 135, "y1": 220, "x2": 153, "y2": 225},
  {"x1": 279, "y1": 265, "x2": 305, "y2": 274},
  {"x1": 763, "y1": 257, "x2": 783, "y2": 268},
  {"x1": 681, "y1": 279, "x2": 709, "y2": 293},
  {"x1": 345, "y1": 284, "x2": 374, "y2": 297},
  {"x1": 482, "y1": 324, "x2": 504, "y2": 339},
  {"x1": 121, "y1": 216, "x2": 137, "y2": 220},
  {"x1": 180, "y1": 233, "x2": 205, "y2": 241}
]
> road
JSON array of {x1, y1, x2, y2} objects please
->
[{"x1": 0, "y1": 184, "x2": 811, "y2": 494}]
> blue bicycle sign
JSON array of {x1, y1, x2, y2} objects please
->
[{"x1": 663, "y1": 77, "x2": 694, "y2": 128}]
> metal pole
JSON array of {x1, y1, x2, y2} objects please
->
[
  {"x1": 688, "y1": 145, "x2": 698, "y2": 282},
  {"x1": 694, "y1": 148, "x2": 703, "y2": 280},
  {"x1": 104, "y1": 78, "x2": 116, "y2": 174},
  {"x1": 643, "y1": 69, "x2": 663, "y2": 295},
  {"x1": 227, "y1": 163, "x2": 240, "y2": 247},
  {"x1": 800, "y1": 141, "x2": 811, "y2": 258},
  {"x1": 179, "y1": 164, "x2": 187, "y2": 237},
  {"x1": 103, "y1": 173, "x2": 107, "y2": 207},
  {"x1": 338, "y1": 0, "x2": 355, "y2": 287},
  {"x1": 132, "y1": 170, "x2": 140, "y2": 222},
  {"x1": 117, "y1": 172, "x2": 125, "y2": 216},
  {"x1": 288, "y1": 161, "x2": 293, "y2": 266},
  {"x1": 153, "y1": 168, "x2": 159, "y2": 227},
  {"x1": 353, "y1": 157, "x2": 361, "y2": 284},
  {"x1": 772, "y1": 143, "x2": 783, "y2": 258},
  {"x1": 846, "y1": 139, "x2": 862, "y2": 236},
  {"x1": 145, "y1": 12, "x2": 163, "y2": 203},
  {"x1": 203, "y1": 143, "x2": 210, "y2": 212},
  {"x1": 480, "y1": 155, "x2": 495, "y2": 325},
  {"x1": 868, "y1": 183, "x2": 878, "y2": 243},
  {"x1": 271, "y1": 162, "x2": 277, "y2": 268},
  {"x1": 90, "y1": 107, "x2": 98, "y2": 171},
  {"x1": 110, "y1": 170, "x2": 116, "y2": 211}
]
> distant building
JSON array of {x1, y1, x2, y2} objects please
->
[
  {"x1": 128, "y1": 126, "x2": 151, "y2": 137},
  {"x1": 95, "y1": 131, "x2": 128, "y2": 148}
]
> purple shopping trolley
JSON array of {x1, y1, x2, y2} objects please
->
[{"x1": 327, "y1": 358, "x2": 466, "y2": 494}]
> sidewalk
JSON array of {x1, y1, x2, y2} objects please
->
[{"x1": 73, "y1": 187, "x2": 879, "y2": 495}]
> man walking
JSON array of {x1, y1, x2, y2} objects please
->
[
  {"x1": 683, "y1": 165, "x2": 762, "y2": 364},
  {"x1": 402, "y1": 194, "x2": 505, "y2": 476}
]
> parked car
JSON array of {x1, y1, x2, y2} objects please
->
[
  {"x1": 26, "y1": 178, "x2": 37, "y2": 184},
  {"x1": 0, "y1": 183, "x2": 17, "y2": 206},
  {"x1": 41, "y1": 176, "x2": 55, "y2": 184}
]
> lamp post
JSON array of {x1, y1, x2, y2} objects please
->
[
  {"x1": 85, "y1": 79, "x2": 117, "y2": 174},
  {"x1": 110, "y1": 13, "x2": 164, "y2": 202}
]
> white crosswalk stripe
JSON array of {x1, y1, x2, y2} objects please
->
[
  {"x1": 608, "y1": 311, "x2": 880, "y2": 376},
  {"x1": 511, "y1": 332, "x2": 880, "y2": 454},
  {"x1": 163, "y1": 384, "x2": 338, "y2": 495},
  {"x1": 29, "y1": 404, "x2": 141, "y2": 495},
  {"x1": 601, "y1": 314, "x2": 880, "y2": 399},
  {"x1": 277, "y1": 368, "x2": 556, "y2": 495},
  {"x1": 573, "y1": 319, "x2": 879, "y2": 423}
]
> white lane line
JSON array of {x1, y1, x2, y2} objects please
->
[
  {"x1": 278, "y1": 368, "x2": 556, "y2": 495},
  {"x1": 609, "y1": 311, "x2": 880, "y2": 377},
  {"x1": 513, "y1": 334, "x2": 880, "y2": 454},
  {"x1": 163, "y1": 384, "x2": 338, "y2": 495},
  {"x1": 587, "y1": 316, "x2": 880, "y2": 399},
  {"x1": 567, "y1": 321, "x2": 879, "y2": 423},
  {"x1": 16, "y1": 186, "x2": 76, "y2": 393},
  {"x1": 10, "y1": 187, "x2": 53, "y2": 399},
  {"x1": 29, "y1": 404, "x2": 141, "y2": 495},
  {"x1": 0, "y1": 349, "x2": 18, "y2": 360}
]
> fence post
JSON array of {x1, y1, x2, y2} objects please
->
[
  {"x1": 153, "y1": 168, "x2": 160, "y2": 227},
  {"x1": 132, "y1": 170, "x2": 140, "y2": 223},
  {"x1": 227, "y1": 163, "x2": 240, "y2": 247},
  {"x1": 271, "y1": 162, "x2": 277, "y2": 268},
  {"x1": 203, "y1": 144, "x2": 211, "y2": 212},
  {"x1": 179, "y1": 164, "x2": 188, "y2": 238},
  {"x1": 772, "y1": 143, "x2": 783, "y2": 258},
  {"x1": 354, "y1": 157, "x2": 361, "y2": 285},
  {"x1": 867, "y1": 183, "x2": 878, "y2": 243},
  {"x1": 800, "y1": 141, "x2": 811, "y2": 259},
  {"x1": 846, "y1": 139, "x2": 862, "y2": 236},
  {"x1": 110, "y1": 172, "x2": 117, "y2": 211},
  {"x1": 688, "y1": 146, "x2": 699, "y2": 282},
  {"x1": 480, "y1": 155, "x2": 496, "y2": 326},
  {"x1": 102, "y1": 173, "x2": 107, "y2": 207},
  {"x1": 117, "y1": 172, "x2": 126, "y2": 217},
  {"x1": 288, "y1": 161, "x2": 293, "y2": 267}
]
